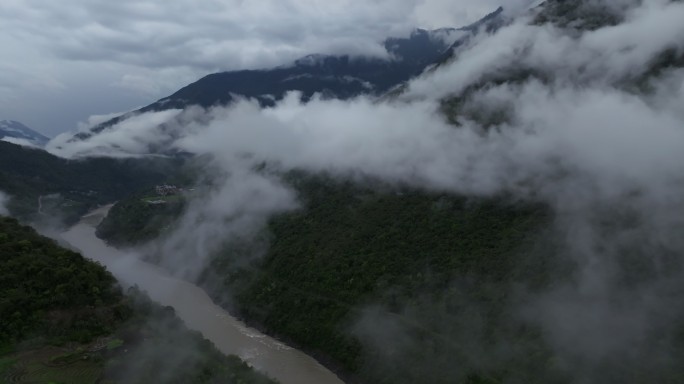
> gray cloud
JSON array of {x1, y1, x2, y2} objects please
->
[
  {"x1": 0, "y1": 0, "x2": 519, "y2": 135},
  {"x1": 1, "y1": 137, "x2": 41, "y2": 148},
  {"x1": 2, "y1": 0, "x2": 519, "y2": 69}
]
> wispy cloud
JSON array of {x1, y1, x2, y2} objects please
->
[{"x1": 0, "y1": 191, "x2": 10, "y2": 216}]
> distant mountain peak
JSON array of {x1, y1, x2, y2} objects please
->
[{"x1": 0, "y1": 120, "x2": 50, "y2": 147}]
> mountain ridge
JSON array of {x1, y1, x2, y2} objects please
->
[
  {"x1": 69, "y1": 8, "x2": 505, "y2": 141},
  {"x1": 72, "y1": 28, "x2": 456, "y2": 140},
  {"x1": 0, "y1": 120, "x2": 50, "y2": 146}
]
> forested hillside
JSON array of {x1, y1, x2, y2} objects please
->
[
  {"x1": 0, "y1": 216, "x2": 275, "y2": 384},
  {"x1": 0, "y1": 141, "x2": 181, "y2": 225},
  {"x1": 99, "y1": 166, "x2": 684, "y2": 384},
  {"x1": 201, "y1": 176, "x2": 557, "y2": 384},
  {"x1": 0, "y1": 216, "x2": 123, "y2": 346},
  {"x1": 96, "y1": 188, "x2": 186, "y2": 247},
  {"x1": 99, "y1": 174, "x2": 559, "y2": 383}
]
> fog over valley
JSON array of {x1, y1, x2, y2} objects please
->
[{"x1": 1, "y1": 1, "x2": 684, "y2": 383}]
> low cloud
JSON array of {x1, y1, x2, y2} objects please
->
[
  {"x1": 153, "y1": 163, "x2": 299, "y2": 279},
  {"x1": 0, "y1": 191, "x2": 10, "y2": 216},
  {"x1": 47, "y1": 109, "x2": 183, "y2": 158},
  {"x1": 76, "y1": 110, "x2": 136, "y2": 132},
  {"x1": 0, "y1": 137, "x2": 41, "y2": 148}
]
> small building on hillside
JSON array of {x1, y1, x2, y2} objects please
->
[{"x1": 155, "y1": 184, "x2": 179, "y2": 196}]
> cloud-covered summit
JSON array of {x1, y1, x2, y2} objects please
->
[{"x1": 0, "y1": 0, "x2": 533, "y2": 136}]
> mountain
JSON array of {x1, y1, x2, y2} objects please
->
[
  {"x1": 73, "y1": 10, "x2": 505, "y2": 140},
  {"x1": 0, "y1": 120, "x2": 49, "y2": 146},
  {"x1": 432, "y1": 6, "x2": 506, "y2": 65},
  {"x1": 74, "y1": 29, "x2": 455, "y2": 140}
]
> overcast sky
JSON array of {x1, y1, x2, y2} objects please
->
[{"x1": 0, "y1": 0, "x2": 512, "y2": 136}]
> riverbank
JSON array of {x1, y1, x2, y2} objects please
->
[
  {"x1": 61, "y1": 206, "x2": 344, "y2": 384},
  {"x1": 97, "y1": 203, "x2": 361, "y2": 383}
]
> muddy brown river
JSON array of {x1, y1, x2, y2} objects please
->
[{"x1": 60, "y1": 205, "x2": 344, "y2": 384}]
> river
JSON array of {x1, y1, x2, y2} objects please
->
[{"x1": 60, "y1": 205, "x2": 344, "y2": 384}]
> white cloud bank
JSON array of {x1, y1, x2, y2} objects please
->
[{"x1": 0, "y1": 137, "x2": 41, "y2": 148}]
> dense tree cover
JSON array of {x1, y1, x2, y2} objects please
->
[
  {"x1": 0, "y1": 141, "x2": 181, "y2": 225},
  {"x1": 96, "y1": 170, "x2": 684, "y2": 383},
  {"x1": 198, "y1": 175, "x2": 684, "y2": 384},
  {"x1": 192, "y1": 175, "x2": 554, "y2": 384},
  {"x1": 0, "y1": 216, "x2": 126, "y2": 345},
  {"x1": 96, "y1": 189, "x2": 186, "y2": 247},
  {"x1": 0, "y1": 216, "x2": 275, "y2": 384},
  {"x1": 95, "y1": 173, "x2": 557, "y2": 383}
]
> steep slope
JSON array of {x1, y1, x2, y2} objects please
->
[
  {"x1": 0, "y1": 216, "x2": 275, "y2": 384},
  {"x1": 202, "y1": 176, "x2": 555, "y2": 384},
  {"x1": 532, "y1": 0, "x2": 627, "y2": 30},
  {"x1": 436, "y1": 0, "x2": 684, "y2": 127},
  {"x1": 0, "y1": 216, "x2": 123, "y2": 346},
  {"x1": 97, "y1": 173, "x2": 556, "y2": 383}
]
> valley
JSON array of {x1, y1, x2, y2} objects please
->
[
  {"x1": 2, "y1": 1, "x2": 684, "y2": 383},
  {"x1": 61, "y1": 206, "x2": 343, "y2": 384}
]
